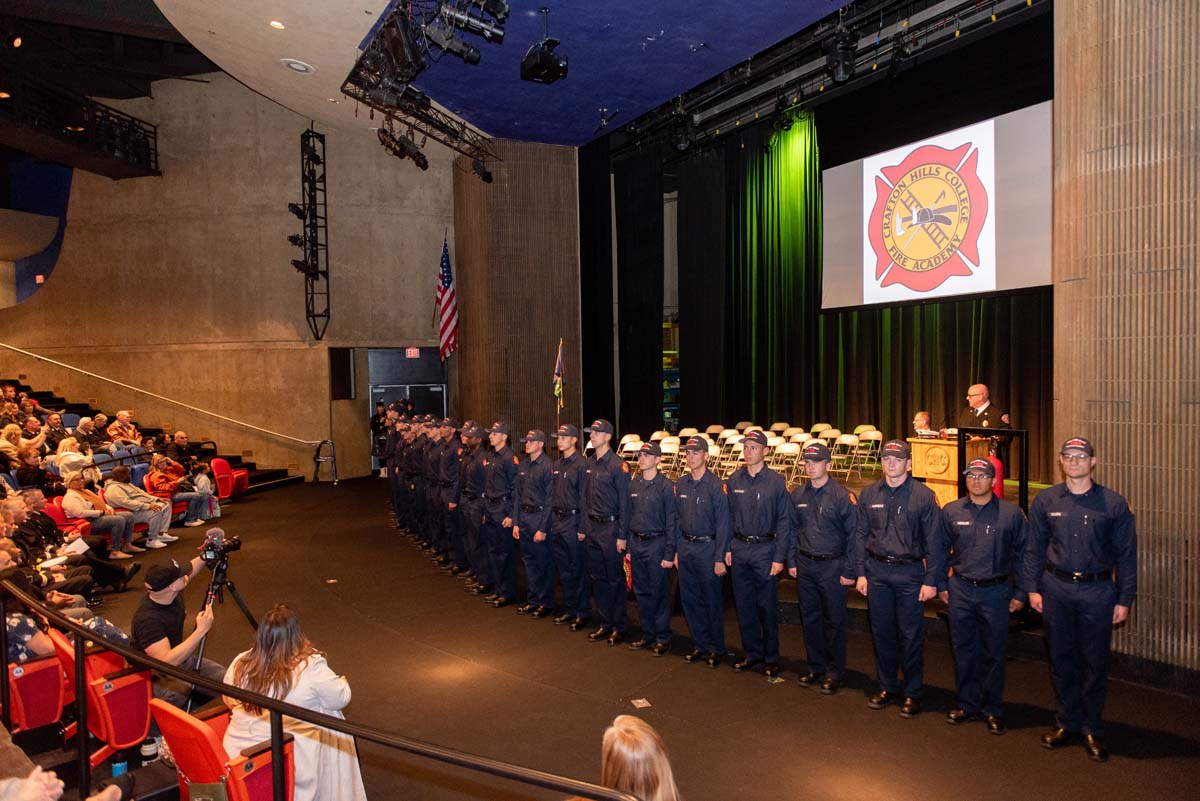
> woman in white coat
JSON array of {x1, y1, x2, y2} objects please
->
[{"x1": 221, "y1": 604, "x2": 368, "y2": 801}]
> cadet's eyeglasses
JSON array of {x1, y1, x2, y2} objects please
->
[{"x1": 1061, "y1": 453, "x2": 1090, "y2": 462}]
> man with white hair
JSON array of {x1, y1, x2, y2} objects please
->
[{"x1": 106, "y1": 410, "x2": 141, "y2": 449}]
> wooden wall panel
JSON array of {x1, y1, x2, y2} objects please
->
[
  {"x1": 1054, "y1": 1, "x2": 1200, "y2": 671},
  {"x1": 451, "y1": 140, "x2": 582, "y2": 436}
]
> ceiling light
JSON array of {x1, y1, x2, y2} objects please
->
[
  {"x1": 11, "y1": 37, "x2": 21, "y2": 48},
  {"x1": 471, "y1": 159, "x2": 492, "y2": 183},
  {"x1": 280, "y1": 58, "x2": 316, "y2": 75},
  {"x1": 826, "y1": 27, "x2": 856, "y2": 83},
  {"x1": 65, "y1": 125, "x2": 85, "y2": 132},
  {"x1": 270, "y1": 21, "x2": 285, "y2": 30},
  {"x1": 0, "y1": 91, "x2": 10, "y2": 99}
]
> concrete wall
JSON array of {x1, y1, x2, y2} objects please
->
[{"x1": 0, "y1": 73, "x2": 456, "y2": 479}]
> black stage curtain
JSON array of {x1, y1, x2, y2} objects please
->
[
  {"x1": 676, "y1": 149, "x2": 726, "y2": 429},
  {"x1": 613, "y1": 149, "x2": 665, "y2": 437},
  {"x1": 578, "y1": 137, "x2": 615, "y2": 427}
]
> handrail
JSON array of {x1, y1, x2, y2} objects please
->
[
  {"x1": 0, "y1": 579, "x2": 640, "y2": 801},
  {"x1": 0, "y1": 342, "x2": 323, "y2": 447}
]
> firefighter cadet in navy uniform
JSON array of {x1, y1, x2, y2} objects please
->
[
  {"x1": 580, "y1": 419, "x2": 632, "y2": 646},
  {"x1": 939, "y1": 458, "x2": 1027, "y2": 734},
  {"x1": 385, "y1": 412, "x2": 405, "y2": 526},
  {"x1": 482, "y1": 421, "x2": 521, "y2": 608},
  {"x1": 457, "y1": 422, "x2": 492, "y2": 596},
  {"x1": 621, "y1": 441, "x2": 679, "y2": 656},
  {"x1": 724, "y1": 429, "x2": 791, "y2": 678},
  {"x1": 426, "y1": 421, "x2": 452, "y2": 565},
  {"x1": 786, "y1": 442, "x2": 858, "y2": 695},
  {"x1": 437, "y1": 418, "x2": 470, "y2": 576},
  {"x1": 512, "y1": 430, "x2": 555, "y2": 618},
  {"x1": 851, "y1": 439, "x2": 945, "y2": 718},
  {"x1": 408, "y1": 419, "x2": 431, "y2": 551},
  {"x1": 548, "y1": 424, "x2": 590, "y2": 630},
  {"x1": 673, "y1": 436, "x2": 730, "y2": 668},
  {"x1": 1024, "y1": 437, "x2": 1136, "y2": 763}
]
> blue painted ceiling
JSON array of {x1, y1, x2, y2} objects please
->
[{"x1": 412, "y1": 1, "x2": 852, "y2": 146}]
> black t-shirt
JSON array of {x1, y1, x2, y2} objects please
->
[{"x1": 131, "y1": 595, "x2": 186, "y2": 652}]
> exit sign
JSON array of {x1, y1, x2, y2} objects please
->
[{"x1": 405, "y1": 347, "x2": 420, "y2": 359}]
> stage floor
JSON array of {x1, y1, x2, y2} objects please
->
[{"x1": 99, "y1": 478, "x2": 1199, "y2": 801}]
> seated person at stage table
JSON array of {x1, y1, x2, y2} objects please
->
[
  {"x1": 222, "y1": 604, "x2": 368, "y2": 801},
  {"x1": 949, "y1": 384, "x2": 1011, "y2": 433},
  {"x1": 911, "y1": 410, "x2": 933, "y2": 436}
]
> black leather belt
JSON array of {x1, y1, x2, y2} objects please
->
[
  {"x1": 868, "y1": 550, "x2": 920, "y2": 565},
  {"x1": 955, "y1": 574, "x2": 1009, "y2": 587},
  {"x1": 552, "y1": 507, "x2": 578, "y2": 517},
  {"x1": 485, "y1": 494, "x2": 511, "y2": 502},
  {"x1": 630, "y1": 531, "x2": 663, "y2": 540},
  {"x1": 589, "y1": 514, "x2": 617, "y2": 523},
  {"x1": 734, "y1": 533, "x2": 775, "y2": 543},
  {"x1": 682, "y1": 533, "x2": 715, "y2": 543},
  {"x1": 521, "y1": 504, "x2": 545, "y2": 513},
  {"x1": 462, "y1": 491, "x2": 481, "y2": 500},
  {"x1": 1046, "y1": 565, "x2": 1112, "y2": 583},
  {"x1": 798, "y1": 549, "x2": 844, "y2": 561}
]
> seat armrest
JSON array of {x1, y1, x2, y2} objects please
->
[
  {"x1": 99, "y1": 665, "x2": 151, "y2": 682},
  {"x1": 240, "y1": 732, "x2": 294, "y2": 758}
]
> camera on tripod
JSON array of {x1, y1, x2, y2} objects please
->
[{"x1": 202, "y1": 534, "x2": 242, "y2": 567}]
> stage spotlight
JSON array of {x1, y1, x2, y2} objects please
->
[
  {"x1": 377, "y1": 127, "x2": 430, "y2": 171},
  {"x1": 291, "y1": 258, "x2": 317, "y2": 275},
  {"x1": 303, "y1": 144, "x2": 323, "y2": 165},
  {"x1": 439, "y1": 4, "x2": 504, "y2": 43},
  {"x1": 423, "y1": 19, "x2": 481, "y2": 65},
  {"x1": 521, "y1": 8, "x2": 567, "y2": 84},
  {"x1": 471, "y1": 159, "x2": 492, "y2": 183},
  {"x1": 826, "y1": 27, "x2": 856, "y2": 83},
  {"x1": 669, "y1": 124, "x2": 692, "y2": 153},
  {"x1": 287, "y1": 234, "x2": 305, "y2": 247},
  {"x1": 287, "y1": 202, "x2": 306, "y2": 220},
  {"x1": 475, "y1": 0, "x2": 509, "y2": 22}
]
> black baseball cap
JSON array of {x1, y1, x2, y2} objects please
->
[
  {"x1": 520, "y1": 429, "x2": 548, "y2": 443},
  {"x1": 488, "y1": 420, "x2": 512, "y2": 437},
  {"x1": 1060, "y1": 436, "x2": 1094, "y2": 457},
  {"x1": 802, "y1": 443, "x2": 831, "y2": 461},
  {"x1": 441, "y1": 417, "x2": 461, "y2": 429},
  {"x1": 741, "y1": 430, "x2": 768, "y2": 447},
  {"x1": 683, "y1": 436, "x2": 709, "y2": 452},
  {"x1": 963, "y1": 458, "x2": 996, "y2": 478},
  {"x1": 553, "y1": 424, "x2": 580, "y2": 439},
  {"x1": 461, "y1": 423, "x2": 485, "y2": 438},
  {"x1": 145, "y1": 559, "x2": 187, "y2": 592},
  {"x1": 881, "y1": 439, "x2": 911, "y2": 460},
  {"x1": 638, "y1": 441, "x2": 662, "y2": 457},
  {"x1": 583, "y1": 419, "x2": 614, "y2": 434}
]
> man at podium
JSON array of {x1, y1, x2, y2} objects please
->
[{"x1": 954, "y1": 384, "x2": 1011, "y2": 432}]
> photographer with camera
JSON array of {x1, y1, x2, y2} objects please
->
[{"x1": 130, "y1": 544, "x2": 227, "y2": 710}]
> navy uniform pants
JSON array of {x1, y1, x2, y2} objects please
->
[
  {"x1": 585, "y1": 521, "x2": 627, "y2": 633},
  {"x1": 629, "y1": 534, "x2": 672, "y2": 644},
  {"x1": 425, "y1": 485, "x2": 444, "y2": 552},
  {"x1": 412, "y1": 480, "x2": 427, "y2": 544},
  {"x1": 552, "y1": 517, "x2": 589, "y2": 621},
  {"x1": 517, "y1": 514, "x2": 555, "y2": 608},
  {"x1": 678, "y1": 538, "x2": 725, "y2": 655},
  {"x1": 445, "y1": 502, "x2": 468, "y2": 570},
  {"x1": 388, "y1": 466, "x2": 404, "y2": 519},
  {"x1": 947, "y1": 574, "x2": 1012, "y2": 716},
  {"x1": 462, "y1": 500, "x2": 490, "y2": 587},
  {"x1": 484, "y1": 517, "x2": 518, "y2": 601},
  {"x1": 1042, "y1": 575, "x2": 1118, "y2": 736},
  {"x1": 866, "y1": 559, "x2": 926, "y2": 698},
  {"x1": 796, "y1": 555, "x2": 849, "y2": 680},
  {"x1": 730, "y1": 540, "x2": 779, "y2": 664}
]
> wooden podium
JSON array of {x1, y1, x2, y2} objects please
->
[{"x1": 907, "y1": 437, "x2": 989, "y2": 507}]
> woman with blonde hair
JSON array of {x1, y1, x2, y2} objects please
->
[
  {"x1": 222, "y1": 604, "x2": 367, "y2": 801},
  {"x1": 570, "y1": 715, "x2": 682, "y2": 801}
]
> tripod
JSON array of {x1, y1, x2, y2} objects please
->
[{"x1": 184, "y1": 556, "x2": 257, "y2": 713}]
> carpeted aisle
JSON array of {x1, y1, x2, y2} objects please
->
[{"x1": 101, "y1": 478, "x2": 1200, "y2": 801}]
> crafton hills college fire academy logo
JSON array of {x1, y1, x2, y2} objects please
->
[{"x1": 867, "y1": 141, "x2": 989, "y2": 292}]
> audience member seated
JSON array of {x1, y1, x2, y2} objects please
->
[
  {"x1": 72, "y1": 417, "x2": 111, "y2": 455},
  {"x1": 145, "y1": 455, "x2": 211, "y2": 527},
  {"x1": 15, "y1": 447, "x2": 65, "y2": 497},
  {"x1": 164, "y1": 431, "x2": 198, "y2": 467},
  {"x1": 191, "y1": 462, "x2": 220, "y2": 519},
  {"x1": 222, "y1": 604, "x2": 368, "y2": 801},
  {"x1": 62, "y1": 475, "x2": 139, "y2": 557},
  {"x1": 567, "y1": 716, "x2": 682, "y2": 801},
  {"x1": 54, "y1": 438, "x2": 102, "y2": 486},
  {"x1": 0, "y1": 535, "x2": 96, "y2": 603},
  {"x1": 18, "y1": 417, "x2": 48, "y2": 456},
  {"x1": 130, "y1": 555, "x2": 225, "y2": 710},
  {"x1": 0, "y1": 551, "x2": 130, "y2": 642},
  {"x1": 41, "y1": 413, "x2": 70, "y2": 454},
  {"x1": 1, "y1": 567, "x2": 56, "y2": 664},
  {"x1": 104, "y1": 466, "x2": 176, "y2": 549},
  {"x1": 13, "y1": 490, "x2": 140, "y2": 592},
  {"x1": 0, "y1": 403, "x2": 19, "y2": 430},
  {"x1": 106, "y1": 410, "x2": 141, "y2": 449},
  {"x1": 0, "y1": 425, "x2": 23, "y2": 471}
]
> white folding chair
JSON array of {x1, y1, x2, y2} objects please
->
[
  {"x1": 706, "y1": 443, "x2": 722, "y2": 472},
  {"x1": 810, "y1": 423, "x2": 832, "y2": 435},
  {"x1": 619, "y1": 439, "x2": 643, "y2": 466},
  {"x1": 857, "y1": 430, "x2": 883, "y2": 471},
  {"x1": 619, "y1": 433, "x2": 642, "y2": 447},
  {"x1": 853, "y1": 424, "x2": 877, "y2": 435},
  {"x1": 773, "y1": 442, "x2": 801, "y2": 483},
  {"x1": 816, "y1": 429, "x2": 841, "y2": 444},
  {"x1": 830, "y1": 433, "x2": 860, "y2": 478},
  {"x1": 734, "y1": 421, "x2": 755, "y2": 432},
  {"x1": 649, "y1": 430, "x2": 670, "y2": 442},
  {"x1": 705, "y1": 424, "x2": 725, "y2": 438},
  {"x1": 659, "y1": 440, "x2": 680, "y2": 476},
  {"x1": 789, "y1": 431, "x2": 809, "y2": 443},
  {"x1": 766, "y1": 436, "x2": 784, "y2": 451},
  {"x1": 769, "y1": 422, "x2": 790, "y2": 434},
  {"x1": 678, "y1": 427, "x2": 698, "y2": 439},
  {"x1": 782, "y1": 427, "x2": 804, "y2": 439},
  {"x1": 720, "y1": 441, "x2": 745, "y2": 477}
]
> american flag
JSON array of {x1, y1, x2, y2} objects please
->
[{"x1": 434, "y1": 236, "x2": 458, "y2": 361}]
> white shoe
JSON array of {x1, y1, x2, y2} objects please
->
[
  {"x1": 184, "y1": 519, "x2": 205, "y2": 527},
  {"x1": 143, "y1": 540, "x2": 167, "y2": 549},
  {"x1": 157, "y1": 533, "x2": 180, "y2": 543}
]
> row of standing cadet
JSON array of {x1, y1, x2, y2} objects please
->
[{"x1": 383, "y1": 411, "x2": 1136, "y2": 764}]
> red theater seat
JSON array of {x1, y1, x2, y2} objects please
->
[
  {"x1": 45, "y1": 498, "x2": 92, "y2": 539},
  {"x1": 4, "y1": 656, "x2": 65, "y2": 732},
  {"x1": 210, "y1": 458, "x2": 249, "y2": 499}
]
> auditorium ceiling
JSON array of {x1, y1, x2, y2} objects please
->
[{"x1": 145, "y1": 0, "x2": 853, "y2": 145}]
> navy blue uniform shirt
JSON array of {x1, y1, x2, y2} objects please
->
[
  {"x1": 725, "y1": 465, "x2": 792, "y2": 563},
  {"x1": 1023, "y1": 481, "x2": 1137, "y2": 606},
  {"x1": 788, "y1": 479, "x2": 858, "y2": 580},
  {"x1": 513, "y1": 452, "x2": 553, "y2": 535},
  {"x1": 941, "y1": 495, "x2": 1028, "y2": 601},
  {"x1": 672, "y1": 469, "x2": 731, "y2": 560},
  {"x1": 851, "y1": 476, "x2": 944, "y2": 586},
  {"x1": 550, "y1": 451, "x2": 584, "y2": 529},
  {"x1": 581, "y1": 449, "x2": 631, "y2": 523},
  {"x1": 482, "y1": 446, "x2": 519, "y2": 523},
  {"x1": 623, "y1": 471, "x2": 678, "y2": 543},
  {"x1": 437, "y1": 441, "x2": 462, "y2": 503}
]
